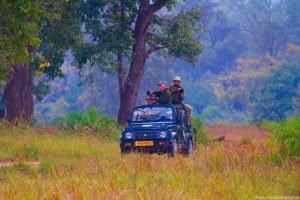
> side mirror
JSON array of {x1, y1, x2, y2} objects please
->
[{"x1": 127, "y1": 119, "x2": 131, "y2": 125}]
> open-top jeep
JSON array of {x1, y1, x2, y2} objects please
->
[{"x1": 120, "y1": 104, "x2": 196, "y2": 157}]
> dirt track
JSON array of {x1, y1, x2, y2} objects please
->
[{"x1": 207, "y1": 125, "x2": 271, "y2": 145}]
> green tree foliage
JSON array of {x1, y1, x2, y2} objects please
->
[
  {"x1": 30, "y1": 0, "x2": 83, "y2": 104},
  {"x1": 249, "y1": 66, "x2": 299, "y2": 122},
  {"x1": 248, "y1": 56, "x2": 300, "y2": 123},
  {"x1": 72, "y1": 0, "x2": 203, "y2": 124},
  {"x1": 34, "y1": 0, "x2": 300, "y2": 125},
  {"x1": 229, "y1": 0, "x2": 288, "y2": 56},
  {"x1": 0, "y1": 0, "x2": 73, "y2": 81},
  {"x1": 0, "y1": 0, "x2": 83, "y2": 122},
  {"x1": 34, "y1": 55, "x2": 174, "y2": 122},
  {"x1": 74, "y1": 0, "x2": 202, "y2": 68},
  {"x1": 36, "y1": 0, "x2": 83, "y2": 80},
  {"x1": 196, "y1": 1, "x2": 246, "y2": 73},
  {"x1": 286, "y1": 0, "x2": 300, "y2": 45},
  {"x1": 0, "y1": 0, "x2": 82, "y2": 86},
  {"x1": 214, "y1": 45, "x2": 300, "y2": 124},
  {"x1": 0, "y1": 0, "x2": 43, "y2": 80}
]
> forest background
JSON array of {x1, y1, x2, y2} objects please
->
[{"x1": 1, "y1": 0, "x2": 299, "y2": 125}]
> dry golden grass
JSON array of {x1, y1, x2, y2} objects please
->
[{"x1": 0, "y1": 124, "x2": 299, "y2": 199}]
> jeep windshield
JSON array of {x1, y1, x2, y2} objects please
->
[{"x1": 131, "y1": 106, "x2": 174, "y2": 123}]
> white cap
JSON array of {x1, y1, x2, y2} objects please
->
[{"x1": 173, "y1": 76, "x2": 181, "y2": 82}]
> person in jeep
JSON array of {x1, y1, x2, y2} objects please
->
[
  {"x1": 147, "y1": 81, "x2": 171, "y2": 104},
  {"x1": 168, "y1": 76, "x2": 193, "y2": 127}
]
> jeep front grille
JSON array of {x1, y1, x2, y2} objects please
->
[{"x1": 134, "y1": 131, "x2": 159, "y2": 139}]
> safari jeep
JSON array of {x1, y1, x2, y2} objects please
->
[{"x1": 120, "y1": 104, "x2": 196, "y2": 157}]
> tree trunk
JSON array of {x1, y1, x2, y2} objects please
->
[
  {"x1": 117, "y1": 0, "x2": 150, "y2": 125},
  {"x1": 117, "y1": 52, "x2": 147, "y2": 125},
  {"x1": 117, "y1": 0, "x2": 170, "y2": 125},
  {"x1": 0, "y1": 87, "x2": 6, "y2": 119},
  {"x1": 5, "y1": 64, "x2": 34, "y2": 123}
]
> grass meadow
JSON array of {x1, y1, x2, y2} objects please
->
[{"x1": 0, "y1": 115, "x2": 299, "y2": 199}]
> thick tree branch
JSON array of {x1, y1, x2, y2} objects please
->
[
  {"x1": 117, "y1": 53, "x2": 125, "y2": 94},
  {"x1": 121, "y1": 1, "x2": 126, "y2": 30},
  {"x1": 145, "y1": 45, "x2": 164, "y2": 58},
  {"x1": 118, "y1": 2, "x2": 127, "y2": 95},
  {"x1": 149, "y1": 0, "x2": 170, "y2": 14},
  {"x1": 152, "y1": 14, "x2": 173, "y2": 26},
  {"x1": 146, "y1": 31, "x2": 167, "y2": 46}
]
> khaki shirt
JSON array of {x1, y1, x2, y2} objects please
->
[
  {"x1": 153, "y1": 89, "x2": 171, "y2": 104},
  {"x1": 168, "y1": 84, "x2": 185, "y2": 104}
]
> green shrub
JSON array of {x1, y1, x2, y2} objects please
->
[
  {"x1": 191, "y1": 116, "x2": 209, "y2": 145},
  {"x1": 56, "y1": 108, "x2": 122, "y2": 140},
  {"x1": 241, "y1": 135, "x2": 253, "y2": 145},
  {"x1": 39, "y1": 160, "x2": 51, "y2": 173},
  {"x1": 23, "y1": 145, "x2": 40, "y2": 160},
  {"x1": 265, "y1": 116, "x2": 300, "y2": 160}
]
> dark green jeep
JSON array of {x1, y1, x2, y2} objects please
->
[{"x1": 120, "y1": 104, "x2": 196, "y2": 157}]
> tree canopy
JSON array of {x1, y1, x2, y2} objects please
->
[
  {"x1": 73, "y1": 0, "x2": 203, "y2": 124},
  {"x1": 0, "y1": 0, "x2": 299, "y2": 125},
  {"x1": 0, "y1": 0, "x2": 82, "y2": 81},
  {"x1": 0, "y1": 0, "x2": 82, "y2": 122}
]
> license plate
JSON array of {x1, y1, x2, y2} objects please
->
[{"x1": 135, "y1": 141, "x2": 154, "y2": 146}]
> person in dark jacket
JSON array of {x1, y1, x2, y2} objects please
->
[
  {"x1": 168, "y1": 76, "x2": 193, "y2": 127},
  {"x1": 148, "y1": 81, "x2": 171, "y2": 104}
]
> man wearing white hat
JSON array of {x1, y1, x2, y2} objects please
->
[{"x1": 168, "y1": 76, "x2": 193, "y2": 127}]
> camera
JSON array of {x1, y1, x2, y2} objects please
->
[
  {"x1": 147, "y1": 91, "x2": 162, "y2": 97},
  {"x1": 178, "y1": 88, "x2": 183, "y2": 93}
]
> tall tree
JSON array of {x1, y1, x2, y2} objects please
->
[
  {"x1": 74, "y1": 0, "x2": 203, "y2": 125},
  {"x1": 285, "y1": 0, "x2": 300, "y2": 45},
  {"x1": 0, "y1": 0, "x2": 44, "y2": 122},
  {"x1": 213, "y1": 44, "x2": 300, "y2": 123},
  {"x1": 0, "y1": 0, "x2": 82, "y2": 122},
  {"x1": 227, "y1": 0, "x2": 288, "y2": 56}
]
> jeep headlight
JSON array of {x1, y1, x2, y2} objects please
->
[
  {"x1": 160, "y1": 131, "x2": 167, "y2": 138},
  {"x1": 125, "y1": 132, "x2": 133, "y2": 139}
]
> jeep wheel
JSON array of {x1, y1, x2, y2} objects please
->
[
  {"x1": 168, "y1": 138, "x2": 178, "y2": 158},
  {"x1": 121, "y1": 149, "x2": 128, "y2": 158},
  {"x1": 184, "y1": 139, "x2": 193, "y2": 157}
]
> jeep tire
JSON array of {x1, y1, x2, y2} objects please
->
[
  {"x1": 184, "y1": 139, "x2": 193, "y2": 157},
  {"x1": 168, "y1": 138, "x2": 178, "y2": 158}
]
